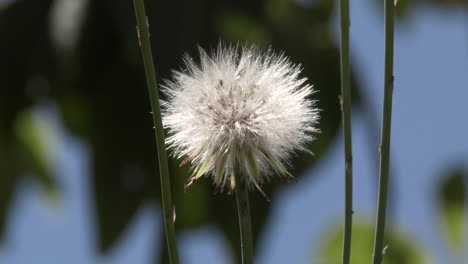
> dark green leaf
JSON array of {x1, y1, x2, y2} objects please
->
[{"x1": 14, "y1": 108, "x2": 58, "y2": 197}]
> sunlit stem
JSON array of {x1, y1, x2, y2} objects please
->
[
  {"x1": 132, "y1": 1, "x2": 180, "y2": 263},
  {"x1": 372, "y1": 1, "x2": 395, "y2": 263},
  {"x1": 235, "y1": 171, "x2": 254, "y2": 264},
  {"x1": 339, "y1": 0, "x2": 353, "y2": 263}
]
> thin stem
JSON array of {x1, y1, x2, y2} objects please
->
[
  {"x1": 132, "y1": 1, "x2": 180, "y2": 263},
  {"x1": 235, "y1": 172, "x2": 254, "y2": 264},
  {"x1": 372, "y1": 1, "x2": 395, "y2": 264},
  {"x1": 339, "y1": 0, "x2": 353, "y2": 263}
]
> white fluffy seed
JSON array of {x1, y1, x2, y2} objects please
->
[{"x1": 162, "y1": 44, "x2": 320, "y2": 194}]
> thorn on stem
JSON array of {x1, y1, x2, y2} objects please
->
[
  {"x1": 338, "y1": 95, "x2": 344, "y2": 112},
  {"x1": 135, "y1": 26, "x2": 141, "y2": 47},
  {"x1": 382, "y1": 245, "x2": 389, "y2": 255}
]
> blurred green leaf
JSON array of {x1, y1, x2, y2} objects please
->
[
  {"x1": 14, "y1": 108, "x2": 59, "y2": 197},
  {"x1": 317, "y1": 219, "x2": 431, "y2": 264},
  {"x1": 437, "y1": 168, "x2": 466, "y2": 254}
]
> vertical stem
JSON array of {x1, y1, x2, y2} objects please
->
[
  {"x1": 339, "y1": 0, "x2": 353, "y2": 263},
  {"x1": 235, "y1": 172, "x2": 254, "y2": 264},
  {"x1": 464, "y1": 174, "x2": 468, "y2": 264},
  {"x1": 133, "y1": 1, "x2": 180, "y2": 263},
  {"x1": 372, "y1": 1, "x2": 395, "y2": 264}
]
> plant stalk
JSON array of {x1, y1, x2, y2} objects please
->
[
  {"x1": 133, "y1": 1, "x2": 179, "y2": 263},
  {"x1": 339, "y1": 0, "x2": 353, "y2": 263},
  {"x1": 235, "y1": 172, "x2": 254, "y2": 264},
  {"x1": 372, "y1": 1, "x2": 395, "y2": 264}
]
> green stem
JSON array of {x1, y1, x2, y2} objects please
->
[
  {"x1": 235, "y1": 172, "x2": 254, "y2": 264},
  {"x1": 372, "y1": 1, "x2": 395, "y2": 264},
  {"x1": 339, "y1": 0, "x2": 353, "y2": 263},
  {"x1": 132, "y1": 1, "x2": 179, "y2": 263}
]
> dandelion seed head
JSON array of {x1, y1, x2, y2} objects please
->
[{"x1": 162, "y1": 44, "x2": 320, "y2": 193}]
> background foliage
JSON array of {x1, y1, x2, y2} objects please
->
[{"x1": 0, "y1": 0, "x2": 466, "y2": 263}]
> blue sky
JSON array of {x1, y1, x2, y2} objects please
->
[{"x1": 1, "y1": 1, "x2": 467, "y2": 264}]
